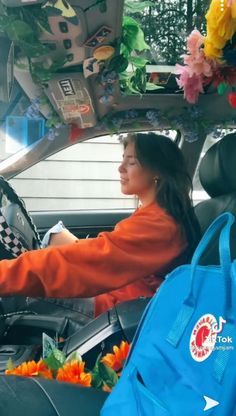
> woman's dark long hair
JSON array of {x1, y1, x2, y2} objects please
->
[{"x1": 123, "y1": 132, "x2": 201, "y2": 254}]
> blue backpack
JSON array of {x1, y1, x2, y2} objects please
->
[{"x1": 101, "y1": 212, "x2": 236, "y2": 416}]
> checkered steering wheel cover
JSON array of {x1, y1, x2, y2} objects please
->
[
  {"x1": 0, "y1": 214, "x2": 27, "y2": 257},
  {"x1": 0, "y1": 176, "x2": 41, "y2": 257}
]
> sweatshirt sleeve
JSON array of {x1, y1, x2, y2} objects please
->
[{"x1": 0, "y1": 205, "x2": 186, "y2": 298}]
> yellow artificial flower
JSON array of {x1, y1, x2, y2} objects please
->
[
  {"x1": 232, "y1": 0, "x2": 236, "y2": 18},
  {"x1": 204, "y1": 0, "x2": 236, "y2": 59}
]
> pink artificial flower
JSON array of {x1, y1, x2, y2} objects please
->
[
  {"x1": 184, "y1": 50, "x2": 213, "y2": 77},
  {"x1": 176, "y1": 65, "x2": 204, "y2": 104},
  {"x1": 186, "y1": 29, "x2": 205, "y2": 54}
]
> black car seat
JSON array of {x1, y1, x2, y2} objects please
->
[
  {"x1": 194, "y1": 132, "x2": 236, "y2": 264},
  {"x1": 0, "y1": 375, "x2": 108, "y2": 416}
]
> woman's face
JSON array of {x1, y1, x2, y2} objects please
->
[{"x1": 118, "y1": 141, "x2": 157, "y2": 206}]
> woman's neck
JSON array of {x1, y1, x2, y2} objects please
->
[{"x1": 138, "y1": 192, "x2": 156, "y2": 208}]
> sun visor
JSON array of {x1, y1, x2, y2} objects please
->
[{"x1": 43, "y1": 73, "x2": 97, "y2": 127}]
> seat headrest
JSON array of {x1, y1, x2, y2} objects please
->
[{"x1": 199, "y1": 133, "x2": 236, "y2": 198}]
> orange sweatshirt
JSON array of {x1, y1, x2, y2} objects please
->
[{"x1": 0, "y1": 203, "x2": 187, "y2": 316}]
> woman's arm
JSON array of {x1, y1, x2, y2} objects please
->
[{"x1": 0, "y1": 204, "x2": 186, "y2": 299}]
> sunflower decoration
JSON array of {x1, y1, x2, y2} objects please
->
[
  {"x1": 100, "y1": 341, "x2": 131, "y2": 372},
  {"x1": 6, "y1": 359, "x2": 53, "y2": 380},
  {"x1": 5, "y1": 340, "x2": 131, "y2": 392},
  {"x1": 56, "y1": 360, "x2": 92, "y2": 387},
  {"x1": 204, "y1": 0, "x2": 236, "y2": 60}
]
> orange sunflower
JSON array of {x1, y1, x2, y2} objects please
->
[
  {"x1": 100, "y1": 341, "x2": 131, "y2": 372},
  {"x1": 5, "y1": 359, "x2": 53, "y2": 379},
  {"x1": 56, "y1": 360, "x2": 92, "y2": 387}
]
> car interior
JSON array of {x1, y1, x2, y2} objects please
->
[{"x1": 0, "y1": 0, "x2": 236, "y2": 414}]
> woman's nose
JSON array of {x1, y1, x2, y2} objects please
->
[{"x1": 118, "y1": 162, "x2": 125, "y2": 173}]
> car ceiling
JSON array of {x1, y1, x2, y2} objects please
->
[{"x1": 0, "y1": 0, "x2": 235, "y2": 179}]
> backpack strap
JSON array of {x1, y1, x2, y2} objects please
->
[
  {"x1": 212, "y1": 322, "x2": 235, "y2": 383},
  {"x1": 166, "y1": 299, "x2": 195, "y2": 347}
]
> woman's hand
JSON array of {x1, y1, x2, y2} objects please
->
[
  {"x1": 49, "y1": 229, "x2": 78, "y2": 246},
  {"x1": 41, "y1": 221, "x2": 78, "y2": 248}
]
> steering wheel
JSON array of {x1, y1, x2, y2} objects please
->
[{"x1": 0, "y1": 176, "x2": 41, "y2": 260}]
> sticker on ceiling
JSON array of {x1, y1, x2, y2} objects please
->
[
  {"x1": 84, "y1": 26, "x2": 112, "y2": 48},
  {"x1": 44, "y1": 74, "x2": 97, "y2": 128},
  {"x1": 42, "y1": 0, "x2": 79, "y2": 25},
  {"x1": 83, "y1": 58, "x2": 101, "y2": 78}
]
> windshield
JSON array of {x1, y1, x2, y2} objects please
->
[{"x1": 126, "y1": 0, "x2": 209, "y2": 65}]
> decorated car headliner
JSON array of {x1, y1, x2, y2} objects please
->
[{"x1": 0, "y1": 0, "x2": 236, "y2": 178}]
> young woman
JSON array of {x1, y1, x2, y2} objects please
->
[{"x1": 0, "y1": 132, "x2": 200, "y2": 321}]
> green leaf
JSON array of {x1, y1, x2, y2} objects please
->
[
  {"x1": 123, "y1": 15, "x2": 140, "y2": 27},
  {"x1": 90, "y1": 352, "x2": 104, "y2": 388},
  {"x1": 31, "y1": 56, "x2": 66, "y2": 82},
  {"x1": 125, "y1": 1, "x2": 153, "y2": 13},
  {"x1": 6, "y1": 20, "x2": 34, "y2": 42},
  {"x1": 108, "y1": 55, "x2": 129, "y2": 73},
  {"x1": 91, "y1": 352, "x2": 103, "y2": 372},
  {"x1": 120, "y1": 43, "x2": 130, "y2": 58},
  {"x1": 6, "y1": 358, "x2": 14, "y2": 371},
  {"x1": 44, "y1": 348, "x2": 66, "y2": 371},
  {"x1": 121, "y1": 77, "x2": 142, "y2": 95},
  {"x1": 49, "y1": 55, "x2": 67, "y2": 72},
  {"x1": 217, "y1": 82, "x2": 227, "y2": 96},
  {"x1": 32, "y1": 8, "x2": 53, "y2": 34},
  {"x1": 129, "y1": 56, "x2": 149, "y2": 68},
  {"x1": 119, "y1": 72, "x2": 130, "y2": 80},
  {"x1": 122, "y1": 26, "x2": 139, "y2": 52},
  {"x1": 97, "y1": 362, "x2": 118, "y2": 388},
  {"x1": 46, "y1": 114, "x2": 62, "y2": 128},
  {"x1": 91, "y1": 372, "x2": 103, "y2": 388},
  {"x1": 145, "y1": 82, "x2": 164, "y2": 90},
  {"x1": 132, "y1": 67, "x2": 146, "y2": 92},
  {"x1": 15, "y1": 62, "x2": 28, "y2": 70},
  {"x1": 18, "y1": 40, "x2": 51, "y2": 58},
  {"x1": 66, "y1": 351, "x2": 82, "y2": 363},
  {"x1": 133, "y1": 26, "x2": 150, "y2": 51},
  {"x1": 122, "y1": 16, "x2": 150, "y2": 52}
]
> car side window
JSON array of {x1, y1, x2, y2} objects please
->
[
  {"x1": 9, "y1": 130, "x2": 178, "y2": 212},
  {"x1": 9, "y1": 135, "x2": 137, "y2": 212}
]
